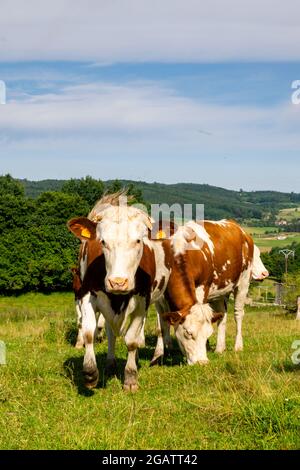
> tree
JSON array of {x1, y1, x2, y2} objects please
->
[
  {"x1": 0, "y1": 174, "x2": 24, "y2": 197},
  {"x1": 61, "y1": 176, "x2": 104, "y2": 207}
]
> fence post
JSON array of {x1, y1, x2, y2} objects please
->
[
  {"x1": 0, "y1": 341, "x2": 6, "y2": 365},
  {"x1": 275, "y1": 283, "x2": 283, "y2": 305},
  {"x1": 296, "y1": 297, "x2": 300, "y2": 321}
]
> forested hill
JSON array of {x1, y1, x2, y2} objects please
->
[{"x1": 21, "y1": 178, "x2": 300, "y2": 223}]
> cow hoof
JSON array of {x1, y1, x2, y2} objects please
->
[
  {"x1": 124, "y1": 369, "x2": 138, "y2": 392},
  {"x1": 215, "y1": 347, "x2": 226, "y2": 355},
  {"x1": 197, "y1": 359, "x2": 209, "y2": 365},
  {"x1": 75, "y1": 342, "x2": 84, "y2": 349},
  {"x1": 150, "y1": 354, "x2": 163, "y2": 367},
  {"x1": 105, "y1": 359, "x2": 117, "y2": 377},
  {"x1": 234, "y1": 346, "x2": 243, "y2": 352},
  {"x1": 83, "y1": 365, "x2": 99, "y2": 389},
  {"x1": 123, "y1": 382, "x2": 139, "y2": 393}
]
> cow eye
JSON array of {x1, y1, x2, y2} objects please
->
[
  {"x1": 101, "y1": 239, "x2": 106, "y2": 246},
  {"x1": 137, "y1": 239, "x2": 141, "y2": 244},
  {"x1": 183, "y1": 327, "x2": 194, "y2": 340}
]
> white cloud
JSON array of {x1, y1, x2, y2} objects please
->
[
  {"x1": 1, "y1": 80, "x2": 300, "y2": 156},
  {"x1": 0, "y1": 0, "x2": 300, "y2": 62}
]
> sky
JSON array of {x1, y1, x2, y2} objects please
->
[{"x1": 0, "y1": 0, "x2": 300, "y2": 192}]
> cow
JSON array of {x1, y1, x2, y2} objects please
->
[
  {"x1": 70, "y1": 190, "x2": 137, "y2": 350},
  {"x1": 67, "y1": 204, "x2": 175, "y2": 391},
  {"x1": 155, "y1": 219, "x2": 255, "y2": 365},
  {"x1": 251, "y1": 245, "x2": 269, "y2": 281},
  {"x1": 71, "y1": 265, "x2": 106, "y2": 349}
]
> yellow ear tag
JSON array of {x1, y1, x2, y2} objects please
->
[
  {"x1": 156, "y1": 230, "x2": 166, "y2": 240},
  {"x1": 81, "y1": 228, "x2": 91, "y2": 239}
]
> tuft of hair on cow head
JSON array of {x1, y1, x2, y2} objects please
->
[{"x1": 67, "y1": 217, "x2": 97, "y2": 241}]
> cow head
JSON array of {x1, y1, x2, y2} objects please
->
[
  {"x1": 252, "y1": 245, "x2": 269, "y2": 281},
  {"x1": 164, "y1": 303, "x2": 215, "y2": 365},
  {"x1": 68, "y1": 206, "x2": 154, "y2": 295}
]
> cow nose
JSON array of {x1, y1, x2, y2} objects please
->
[
  {"x1": 108, "y1": 277, "x2": 129, "y2": 291},
  {"x1": 262, "y1": 270, "x2": 269, "y2": 278}
]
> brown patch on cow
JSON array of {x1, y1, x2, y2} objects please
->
[
  {"x1": 211, "y1": 312, "x2": 224, "y2": 323},
  {"x1": 85, "y1": 332, "x2": 93, "y2": 344},
  {"x1": 139, "y1": 244, "x2": 156, "y2": 284},
  {"x1": 165, "y1": 220, "x2": 254, "y2": 320},
  {"x1": 127, "y1": 342, "x2": 139, "y2": 351}
]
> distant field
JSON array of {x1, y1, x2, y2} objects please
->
[
  {"x1": 0, "y1": 292, "x2": 300, "y2": 450},
  {"x1": 278, "y1": 207, "x2": 300, "y2": 223},
  {"x1": 243, "y1": 227, "x2": 277, "y2": 236},
  {"x1": 254, "y1": 235, "x2": 300, "y2": 251},
  {"x1": 243, "y1": 226, "x2": 300, "y2": 252}
]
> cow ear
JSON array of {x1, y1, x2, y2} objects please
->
[
  {"x1": 142, "y1": 214, "x2": 154, "y2": 231},
  {"x1": 184, "y1": 226, "x2": 196, "y2": 243},
  {"x1": 162, "y1": 311, "x2": 183, "y2": 325},
  {"x1": 67, "y1": 217, "x2": 97, "y2": 241}
]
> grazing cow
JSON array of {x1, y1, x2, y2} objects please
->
[
  {"x1": 156, "y1": 220, "x2": 255, "y2": 364},
  {"x1": 251, "y1": 245, "x2": 269, "y2": 281},
  {"x1": 68, "y1": 205, "x2": 175, "y2": 391}
]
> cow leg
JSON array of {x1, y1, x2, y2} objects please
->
[
  {"x1": 75, "y1": 300, "x2": 85, "y2": 349},
  {"x1": 123, "y1": 310, "x2": 146, "y2": 392},
  {"x1": 105, "y1": 322, "x2": 117, "y2": 376},
  {"x1": 234, "y1": 270, "x2": 251, "y2": 352},
  {"x1": 96, "y1": 313, "x2": 105, "y2": 343},
  {"x1": 151, "y1": 299, "x2": 172, "y2": 366},
  {"x1": 214, "y1": 297, "x2": 228, "y2": 354},
  {"x1": 81, "y1": 294, "x2": 99, "y2": 388},
  {"x1": 151, "y1": 310, "x2": 172, "y2": 366}
]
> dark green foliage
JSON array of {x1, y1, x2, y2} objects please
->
[
  {"x1": 61, "y1": 176, "x2": 105, "y2": 207},
  {"x1": 0, "y1": 225, "x2": 78, "y2": 293},
  {"x1": 21, "y1": 178, "x2": 300, "y2": 223},
  {"x1": 261, "y1": 242, "x2": 300, "y2": 281},
  {"x1": 0, "y1": 175, "x2": 147, "y2": 295},
  {"x1": 0, "y1": 174, "x2": 25, "y2": 197}
]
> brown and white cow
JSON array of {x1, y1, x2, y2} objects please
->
[
  {"x1": 156, "y1": 219, "x2": 255, "y2": 364},
  {"x1": 68, "y1": 206, "x2": 174, "y2": 391},
  {"x1": 71, "y1": 264, "x2": 105, "y2": 349},
  {"x1": 251, "y1": 245, "x2": 269, "y2": 281}
]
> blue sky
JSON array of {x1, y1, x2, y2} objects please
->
[{"x1": 0, "y1": 1, "x2": 300, "y2": 191}]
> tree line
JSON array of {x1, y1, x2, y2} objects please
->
[
  {"x1": 1, "y1": 174, "x2": 300, "y2": 296},
  {"x1": 0, "y1": 175, "x2": 144, "y2": 295}
]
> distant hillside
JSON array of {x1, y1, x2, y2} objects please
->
[{"x1": 20, "y1": 179, "x2": 300, "y2": 223}]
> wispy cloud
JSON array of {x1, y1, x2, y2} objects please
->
[{"x1": 1, "y1": 80, "x2": 299, "y2": 154}]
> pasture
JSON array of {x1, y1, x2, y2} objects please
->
[
  {"x1": 0, "y1": 292, "x2": 299, "y2": 450},
  {"x1": 243, "y1": 226, "x2": 300, "y2": 252}
]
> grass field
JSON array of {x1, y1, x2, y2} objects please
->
[
  {"x1": 243, "y1": 226, "x2": 300, "y2": 252},
  {"x1": 0, "y1": 292, "x2": 300, "y2": 450},
  {"x1": 277, "y1": 208, "x2": 300, "y2": 223}
]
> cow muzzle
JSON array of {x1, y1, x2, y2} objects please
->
[
  {"x1": 106, "y1": 277, "x2": 130, "y2": 293},
  {"x1": 253, "y1": 270, "x2": 269, "y2": 281}
]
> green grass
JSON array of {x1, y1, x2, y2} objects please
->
[
  {"x1": 243, "y1": 226, "x2": 300, "y2": 252},
  {"x1": 278, "y1": 207, "x2": 300, "y2": 223},
  {"x1": 0, "y1": 292, "x2": 300, "y2": 450},
  {"x1": 243, "y1": 226, "x2": 276, "y2": 236},
  {"x1": 254, "y1": 235, "x2": 300, "y2": 251}
]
